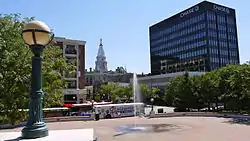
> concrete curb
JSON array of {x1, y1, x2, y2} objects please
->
[
  {"x1": 0, "y1": 116, "x2": 93, "y2": 130},
  {"x1": 150, "y1": 112, "x2": 250, "y2": 119},
  {"x1": 44, "y1": 116, "x2": 93, "y2": 123},
  {"x1": 0, "y1": 122, "x2": 27, "y2": 130}
]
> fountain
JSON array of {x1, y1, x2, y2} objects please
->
[
  {"x1": 132, "y1": 73, "x2": 141, "y2": 117},
  {"x1": 114, "y1": 73, "x2": 174, "y2": 137},
  {"x1": 114, "y1": 73, "x2": 147, "y2": 135},
  {"x1": 132, "y1": 73, "x2": 143, "y2": 129}
]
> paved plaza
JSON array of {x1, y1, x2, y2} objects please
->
[{"x1": 1, "y1": 117, "x2": 250, "y2": 141}]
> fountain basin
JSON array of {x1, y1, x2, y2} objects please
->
[{"x1": 114, "y1": 123, "x2": 178, "y2": 136}]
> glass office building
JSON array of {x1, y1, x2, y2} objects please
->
[{"x1": 149, "y1": 1, "x2": 239, "y2": 75}]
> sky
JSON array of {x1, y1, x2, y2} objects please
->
[{"x1": 1, "y1": 0, "x2": 250, "y2": 73}]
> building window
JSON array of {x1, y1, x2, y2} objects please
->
[
  {"x1": 227, "y1": 16, "x2": 235, "y2": 25},
  {"x1": 64, "y1": 95, "x2": 77, "y2": 101},
  {"x1": 66, "y1": 58, "x2": 77, "y2": 66},
  {"x1": 65, "y1": 45, "x2": 77, "y2": 54},
  {"x1": 90, "y1": 78, "x2": 93, "y2": 85},
  {"x1": 66, "y1": 80, "x2": 77, "y2": 89},
  {"x1": 86, "y1": 77, "x2": 89, "y2": 84}
]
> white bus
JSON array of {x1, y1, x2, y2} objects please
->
[{"x1": 93, "y1": 103, "x2": 145, "y2": 119}]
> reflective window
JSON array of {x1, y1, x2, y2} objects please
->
[{"x1": 227, "y1": 16, "x2": 235, "y2": 25}]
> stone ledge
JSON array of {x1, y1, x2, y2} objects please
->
[
  {"x1": 44, "y1": 116, "x2": 93, "y2": 123},
  {"x1": 150, "y1": 112, "x2": 250, "y2": 119},
  {"x1": 0, "y1": 116, "x2": 93, "y2": 130},
  {"x1": 0, "y1": 129, "x2": 95, "y2": 141}
]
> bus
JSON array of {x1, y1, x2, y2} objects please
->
[
  {"x1": 43, "y1": 107, "x2": 70, "y2": 118},
  {"x1": 64, "y1": 101, "x2": 112, "y2": 116},
  {"x1": 93, "y1": 103, "x2": 145, "y2": 119}
]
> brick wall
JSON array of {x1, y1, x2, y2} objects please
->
[{"x1": 78, "y1": 45, "x2": 85, "y2": 89}]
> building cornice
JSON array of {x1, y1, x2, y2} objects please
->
[{"x1": 54, "y1": 37, "x2": 86, "y2": 45}]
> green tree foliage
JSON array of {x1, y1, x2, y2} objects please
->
[
  {"x1": 217, "y1": 64, "x2": 250, "y2": 111},
  {"x1": 164, "y1": 65, "x2": 250, "y2": 113},
  {"x1": 42, "y1": 45, "x2": 72, "y2": 108},
  {"x1": 121, "y1": 85, "x2": 133, "y2": 102},
  {"x1": 100, "y1": 83, "x2": 120, "y2": 102},
  {"x1": 0, "y1": 14, "x2": 71, "y2": 124},
  {"x1": 140, "y1": 84, "x2": 159, "y2": 102},
  {"x1": 99, "y1": 83, "x2": 160, "y2": 103},
  {"x1": 164, "y1": 72, "x2": 199, "y2": 109},
  {"x1": 140, "y1": 84, "x2": 151, "y2": 98},
  {"x1": 100, "y1": 83, "x2": 133, "y2": 102}
]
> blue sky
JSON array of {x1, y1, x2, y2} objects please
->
[{"x1": 1, "y1": 0, "x2": 249, "y2": 73}]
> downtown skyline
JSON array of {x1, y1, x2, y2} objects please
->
[{"x1": 1, "y1": 0, "x2": 249, "y2": 73}]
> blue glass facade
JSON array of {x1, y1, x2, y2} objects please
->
[{"x1": 149, "y1": 1, "x2": 239, "y2": 75}]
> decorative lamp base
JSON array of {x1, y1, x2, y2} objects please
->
[{"x1": 21, "y1": 122, "x2": 48, "y2": 139}]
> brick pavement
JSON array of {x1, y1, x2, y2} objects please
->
[{"x1": 1, "y1": 117, "x2": 250, "y2": 141}]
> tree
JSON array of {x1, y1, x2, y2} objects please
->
[
  {"x1": 189, "y1": 75, "x2": 205, "y2": 109},
  {"x1": 164, "y1": 64, "x2": 250, "y2": 112},
  {"x1": 164, "y1": 77, "x2": 179, "y2": 106},
  {"x1": 140, "y1": 84, "x2": 151, "y2": 100},
  {"x1": 120, "y1": 85, "x2": 133, "y2": 102},
  {"x1": 100, "y1": 83, "x2": 133, "y2": 102},
  {"x1": 94, "y1": 93, "x2": 101, "y2": 102},
  {"x1": 191, "y1": 72, "x2": 220, "y2": 110},
  {"x1": 42, "y1": 45, "x2": 72, "y2": 108},
  {"x1": 151, "y1": 87, "x2": 160, "y2": 99},
  {"x1": 218, "y1": 64, "x2": 250, "y2": 111},
  {"x1": 139, "y1": 84, "x2": 160, "y2": 104},
  {"x1": 178, "y1": 72, "x2": 198, "y2": 109},
  {"x1": 0, "y1": 14, "x2": 71, "y2": 124},
  {"x1": 100, "y1": 83, "x2": 120, "y2": 102},
  {"x1": 164, "y1": 72, "x2": 200, "y2": 109}
]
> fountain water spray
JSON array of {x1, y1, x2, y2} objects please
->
[
  {"x1": 114, "y1": 74, "x2": 150, "y2": 135},
  {"x1": 133, "y1": 73, "x2": 143, "y2": 127}
]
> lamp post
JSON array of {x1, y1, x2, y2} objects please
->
[
  {"x1": 91, "y1": 100, "x2": 94, "y2": 112},
  {"x1": 150, "y1": 98, "x2": 154, "y2": 112},
  {"x1": 150, "y1": 75, "x2": 152, "y2": 100},
  {"x1": 21, "y1": 21, "x2": 54, "y2": 139}
]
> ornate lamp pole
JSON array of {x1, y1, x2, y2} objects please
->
[{"x1": 21, "y1": 21, "x2": 54, "y2": 139}]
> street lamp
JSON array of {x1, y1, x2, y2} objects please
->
[
  {"x1": 91, "y1": 100, "x2": 94, "y2": 111},
  {"x1": 21, "y1": 21, "x2": 54, "y2": 139},
  {"x1": 150, "y1": 98, "x2": 154, "y2": 112}
]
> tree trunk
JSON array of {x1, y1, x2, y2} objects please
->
[
  {"x1": 215, "y1": 97, "x2": 219, "y2": 112},
  {"x1": 208, "y1": 102, "x2": 211, "y2": 112}
]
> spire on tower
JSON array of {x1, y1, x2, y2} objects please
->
[
  {"x1": 97, "y1": 38, "x2": 105, "y2": 57},
  {"x1": 100, "y1": 38, "x2": 103, "y2": 46},
  {"x1": 95, "y1": 38, "x2": 108, "y2": 72}
]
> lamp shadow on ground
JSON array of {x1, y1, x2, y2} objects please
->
[
  {"x1": 4, "y1": 137, "x2": 22, "y2": 141},
  {"x1": 223, "y1": 118, "x2": 250, "y2": 126}
]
